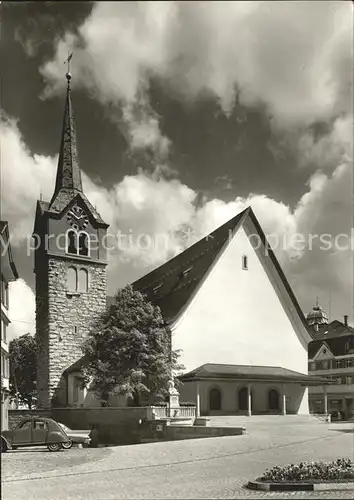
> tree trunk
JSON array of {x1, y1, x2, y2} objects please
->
[{"x1": 133, "y1": 390, "x2": 140, "y2": 407}]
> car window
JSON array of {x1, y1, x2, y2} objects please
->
[
  {"x1": 59, "y1": 423, "x2": 70, "y2": 432},
  {"x1": 34, "y1": 420, "x2": 48, "y2": 430},
  {"x1": 19, "y1": 420, "x2": 32, "y2": 430}
]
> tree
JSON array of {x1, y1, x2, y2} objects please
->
[
  {"x1": 9, "y1": 333, "x2": 37, "y2": 409},
  {"x1": 82, "y1": 285, "x2": 183, "y2": 406}
]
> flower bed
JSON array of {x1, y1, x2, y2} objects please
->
[{"x1": 259, "y1": 459, "x2": 354, "y2": 483}]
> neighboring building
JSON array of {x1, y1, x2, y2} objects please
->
[
  {"x1": 307, "y1": 303, "x2": 354, "y2": 419},
  {"x1": 36, "y1": 71, "x2": 328, "y2": 414},
  {"x1": 1, "y1": 221, "x2": 19, "y2": 430}
]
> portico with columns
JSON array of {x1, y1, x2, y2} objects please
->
[{"x1": 179, "y1": 364, "x2": 330, "y2": 417}]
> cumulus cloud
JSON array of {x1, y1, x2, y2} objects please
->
[
  {"x1": 0, "y1": 115, "x2": 57, "y2": 243},
  {"x1": 40, "y1": 1, "x2": 352, "y2": 132},
  {"x1": 4, "y1": 1, "x2": 353, "y2": 334},
  {"x1": 1, "y1": 115, "x2": 352, "y2": 335},
  {"x1": 7, "y1": 279, "x2": 36, "y2": 341}
]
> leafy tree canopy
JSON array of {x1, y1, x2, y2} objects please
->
[
  {"x1": 9, "y1": 333, "x2": 37, "y2": 409},
  {"x1": 82, "y1": 285, "x2": 183, "y2": 406}
]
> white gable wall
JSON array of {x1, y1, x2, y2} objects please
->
[{"x1": 172, "y1": 224, "x2": 309, "y2": 377}]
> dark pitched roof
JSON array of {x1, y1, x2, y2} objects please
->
[
  {"x1": 308, "y1": 323, "x2": 354, "y2": 358},
  {"x1": 129, "y1": 208, "x2": 248, "y2": 323},
  {"x1": 107, "y1": 207, "x2": 309, "y2": 332},
  {"x1": 50, "y1": 78, "x2": 82, "y2": 204},
  {"x1": 47, "y1": 191, "x2": 108, "y2": 226},
  {"x1": 312, "y1": 320, "x2": 354, "y2": 340},
  {"x1": 44, "y1": 76, "x2": 107, "y2": 227},
  {"x1": 63, "y1": 356, "x2": 88, "y2": 375},
  {"x1": 178, "y1": 363, "x2": 331, "y2": 385}
]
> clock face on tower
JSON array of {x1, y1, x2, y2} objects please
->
[{"x1": 66, "y1": 205, "x2": 89, "y2": 230}]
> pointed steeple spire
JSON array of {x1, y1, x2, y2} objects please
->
[{"x1": 50, "y1": 68, "x2": 82, "y2": 206}]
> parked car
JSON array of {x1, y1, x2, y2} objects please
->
[
  {"x1": 57, "y1": 423, "x2": 91, "y2": 449},
  {"x1": 1, "y1": 417, "x2": 70, "y2": 453}
]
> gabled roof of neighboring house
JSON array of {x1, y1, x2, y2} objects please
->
[
  {"x1": 178, "y1": 363, "x2": 331, "y2": 385},
  {"x1": 308, "y1": 320, "x2": 354, "y2": 358},
  {"x1": 308, "y1": 320, "x2": 354, "y2": 359},
  {"x1": 107, "y1": 207, "x2": 310, "y2": 333},
  {"x1": 0, "y1": 220, "x2": 19, "y2": 281},
  {"x1": 312, "y1": 320, "x2": 354, "y2": 340}
]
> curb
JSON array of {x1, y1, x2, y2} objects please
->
[{"x1": 247, "y1": 480, "x2": 354, "y2": 492}]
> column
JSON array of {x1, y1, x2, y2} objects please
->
[
  {"x1": 196, "y1": 382, "x2": 200, "y2": 417},
  {"x1": 323, "y1": 385, "x2": 328, "y2": 415},
  {"x1": 281, "y1": 384, "x2": 287, "y2": 415},
  {"x1": 247, "y1": 383, "x2": 252, "y2": 417}
]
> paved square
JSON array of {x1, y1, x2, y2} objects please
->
[{"x1": 2, "y1": 418, "x2": 354, "y2": 499}]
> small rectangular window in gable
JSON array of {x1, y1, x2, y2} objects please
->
[{"x1": 242, "y1": 255, "x2": 248, "y2": 270}]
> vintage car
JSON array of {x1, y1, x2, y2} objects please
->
[
  {"x1": 1, "y1": 417, "x2": 70, "y2": 452},
  {"x1": 57, "y1": 423, "x2": 91, "y2": 449}
]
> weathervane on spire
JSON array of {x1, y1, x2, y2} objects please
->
[{"x1": 64, "y1": 51, "x2": 73, "y2": 88}]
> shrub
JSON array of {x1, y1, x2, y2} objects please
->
[{"x1": 260, "y1": 458, "x2": 354, "y2": 483}]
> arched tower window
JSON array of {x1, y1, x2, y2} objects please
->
[
  {"x1": 67, "y1": 266, "x2": 77, "y2": 292},
  {"x1": 78, "y1": 232, "x2": 90, "y2": 257},
  {"x1": 78, "y1": 268, "x2": 89, "y2": 293},
  {"x1": 67, "y1": 230, "x2": 77, "y2": 254}
]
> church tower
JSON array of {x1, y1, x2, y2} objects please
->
[{"x1": 33, "y1": 70, "x2": 109, "y2": 408}]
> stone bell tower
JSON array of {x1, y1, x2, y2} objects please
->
[{"x1": 33, "y1": 69, "x2": 109, "y2": 408}]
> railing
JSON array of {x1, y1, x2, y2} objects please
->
[{"x1": 148, "y1": 406, "x2": 196, "y2": 420}]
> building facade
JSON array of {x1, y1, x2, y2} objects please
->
[
  {"x1": 36, "y1": 71, "x2": 329, "y2": 414},
  {"x1": 307, "y1": 304, "x2": 354, "y2": 420},
  {"x1": 1, "y1": 221, "x2": 19, "y2": 430}
]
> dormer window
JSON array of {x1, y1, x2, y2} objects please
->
[
  {"x1": 153, "y1": 283, "x2": 163, "y2": 293},
  {"x1": 180, "y1": 267, "x2": 193, "y2": 279},
  {"x1": 242, "y1": 255, "x2": 248, "y2": 270}
]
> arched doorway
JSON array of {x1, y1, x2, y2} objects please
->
[
  {"x1": 268, "y1": 389, "x2": 280, "y2": 411},
  {"x1": 238, "y1": 387, "x2": 252, "y2": 411},
  {"x1": 209, "y1": 388, "x2": 222, "y2": 411}
]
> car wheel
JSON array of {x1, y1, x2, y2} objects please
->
[
  {"x1": 1, "y1": 439, "x2": 8, "y2": 453},
  {"x1": 61, "y1": 441, "x2": 73, "y2": 449},
  {"x1": 47, "y1": 443, "x2": 62, "y2": 452}
]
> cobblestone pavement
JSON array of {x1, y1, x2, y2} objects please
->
[{"x1": 2, "y1": 421, "x2": 353, "y2": 500}]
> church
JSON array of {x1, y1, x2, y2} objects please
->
[{"x1": 34, "y1": 71, "x2": 329, "y2": 415}]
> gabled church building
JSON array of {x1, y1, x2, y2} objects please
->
[{"x1": 34, "y1": 72, "x2": 329, "y2": 414}]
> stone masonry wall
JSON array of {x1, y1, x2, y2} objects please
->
[
  {"x1": 46, "y1": 256, "x2": 107, "y2": 406},
  {"x1": 36, "y1": 257, "x2": 50, "y2": 408}
]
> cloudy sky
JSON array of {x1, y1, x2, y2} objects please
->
[{"x1": 1, "y1": 1, "x2": 353, "y2": 339}]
